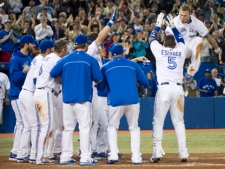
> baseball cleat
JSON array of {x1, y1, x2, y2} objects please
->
[
  {"x1": 92, "y1": 152, "x2": 101, "y2": 159},
  {"x1": 16, "y1": 155, "x2": 29, "y2": 163},
  {"x1": 29, "y1": 159, "x2": 36, "y2": 164},
  {"x1": 107, "y1": 159, "x2": 118, "y2": 164},
  {"x1": 118, "y1": 153, "x2": 124, "y2": 158},
  {"x1": 53, "y1": 152, "x2": 61, "y2": 157},
  {"x1": 60, "y1": 158, "x2": 76, "y2": 165},
  {"x1": 97, "y1": 152, "x2": 108, "y2": 159},
  {"x1": 9, "y1": 153, "x2": 17, "y2": 161},
  {"x1": 150, "y1": 157, "x2": 162, "y2": 163},
  {"x1": 80, "y1": 159, "x2": 98, "y2": 166},
  {"x1": 180, "y1": 158, "x2": 188, "y2": 162},
  {"x1": 49, "y1": 157, "x2": 58, "y2": 163},
  {"x1": 132, "y1": 162, "x2": 141, "y2": 165}
]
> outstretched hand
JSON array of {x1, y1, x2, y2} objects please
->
[
  {"x1": 166, "y1": 14, "x2": 175, "y2": 28},
  {"x1": 156, "y1": 13, "x2": 164, "y2": 28}
]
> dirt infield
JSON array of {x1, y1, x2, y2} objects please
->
[
  {"x1": 1, "y1": 129, "x2": 225, "y2": 138},
  {"x1": 0, "y1": 154, "x2": 225, "y2": 169}
]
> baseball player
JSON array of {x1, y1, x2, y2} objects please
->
[
  {"x1": 16, "y1": 40, "x2": 55, "y2": 164},
  {"x1": 50, "y1": 34, "x2": 102, "y2": 166},
  {"x1": 97, "y1": 44, "x2": 149, "y2": 164},
  {"x1": 165, "y1": 4, "x2": 221, "y2": 82},
  {"x1": 86, "y1": 9, "x2": 118, "y2": 158},
  {"x1": 8, "y1": 35, "x2": 34, "y2": 161},
  {"x1": 0, "y1": 72, "x2": 10, "y2": 124},
  {"x1": 149, "y1": 13, "x2": 188, "y2": 162},
  {"x1": 34, "y1": 40, "x2": 67, "y2": 164}
]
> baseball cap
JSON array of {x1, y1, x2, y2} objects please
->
[
  {"x1": 205, "y1": 69, "x2": 211, "y2": 73},
  {"x1": 39, "y1": 40, "x2": 54, "y2": 52},
  {"x1": 112, "y1": 32, "x2": 119, "y2": 37},
  {"x1": 197, "y1": 10, "x2": 204, "y2": 16},
  {"x1": 111, "y1": 44, "x2": 126, "y2": 56},
  {"x1": 34, "y1": 40, "x2": 39, "y2": 48},
  {"x1": 42, "y1": 6, "x2": 48, "y2": 10},
  {"x1": 74, "y1": 34, "x2": 88, "y2": 45},
  {"x1": 120, "y1": 18, "x2": 126, "y2": 22},
  {"x1": 149, "y1": 13, "x2": 157, "y2": 20},
  {"x1": 121, "y1": 5, "x2": 127, "y2": 9},
  {"x1": 20, "y1": 35, "x2": 35, "y2": 44},
  {"x1": 108, "y1": 44, "x2": 115, "y2": 52},
  {"x1": 0, "y1": 6, "x2": 5, "y2": 10},
  {"x1": 204, "y1": 20, "x2": 212, "y2": 24},
  {"x1": 4, "y1": 20, "x2": 11, "y2": 24}
]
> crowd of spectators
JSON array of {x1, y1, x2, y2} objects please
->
[{"x1": 0, "y1": 0, "x2": 225, "y2": 97}]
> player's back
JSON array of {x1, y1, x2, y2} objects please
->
[
  {"x1": 58, "y1": 50, "x2": 102, "y2": 103},
  {"x1": 23, "y1": 54, "x2": 44, "y2": 92},
  {"x1": 36, "y1": 53, "x2": 60, "y2": 90},
  {"x1": 150, "y1": 41, "x2": 186, "y2": 84},
  {"x1": 101, "y1": 58, "x2": 148, "y2": 106}
]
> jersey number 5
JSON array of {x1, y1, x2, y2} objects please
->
[{"x1": 167, "y1": 56, "x2": 177, "y2": 70}]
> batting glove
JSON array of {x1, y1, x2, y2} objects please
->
[
  {"x1": 214, "y1": 47, "x2": 222, "y2": 54},
  {"x1": 155, "y1": 13, "x2": 164, "y2": 28},
  {"x1": 184, "y1": 73, "x2": 193, "y2": 83},
  {"x1": 167, "y1": 14, "x2": 175, "y2": 28},
  {"x1": 107, "y1": 9, "x2": 117, "y2": 27}
]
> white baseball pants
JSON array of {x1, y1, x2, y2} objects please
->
[
  {"x1": 152, "y1": 83, "x2": 189, "y2": 158},
  {"x1": 90, "y1": 86, "x2": 99, "y2": 152},
  {"x1": 34, "y1": 89, "x2": 56, "y2": 164},
  {"x1": 107, "y1": 103, "x2": 142, "y2": 163},
  {"x1": 186, "y1": 37, "x2": 204, "y2": 76},
  {"x1": 17, "y1": 89, "x2": 40, "y2": 160},
  {"x1": 96, "y1": 96, "x2": 108, "y2": 153},
  {"x1": 60, "y1": 102, "x2": 92, "y2": 163},
  {"x1": 11, "y1": 99, "x2": 23, "y2": 155}
]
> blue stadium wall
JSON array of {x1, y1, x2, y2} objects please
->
[{"x1": 0, "y1": 97, "x2": 225, "y2": 133}]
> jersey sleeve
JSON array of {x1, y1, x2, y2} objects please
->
[
  {"x1": 135, "y1": 63, "x2": 149, "y2": 88},
  {"x1": 50, "y1": 58, "x2": 64, "y2": 78},
  {"x1": 195, "y1": 18, "x2": 209, "y2": 37},
  {"x1": 91, "y1": 58, "x2": 102, "y2": 83},
  {"x1": 4, "y1": 74, "x2": 10, "y2": 90},
  {"x1": 87, "y1": 41, "x2": 100, "y2": 59}
]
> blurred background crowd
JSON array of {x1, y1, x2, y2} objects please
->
[{"x1": 0, "y1": 0, "x2": 225, "y2": 97}]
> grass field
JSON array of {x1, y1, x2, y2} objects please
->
[{"x1": 0, "y1": 130, "x2": 225, "y2": 156}]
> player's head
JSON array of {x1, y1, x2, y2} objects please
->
[
  {"x1": 54, "y1": 39, "x2": 68, "y2": 58},
  {"x1": 179, "y1": 4, "x2": 191, "y2": 24},
  {"x1": 74, "y1": 34, "x2": 88, "y2": 51},
  {"x1": 205, "y1": 69, "x2": 211, "y2": 79},
  {"x1": 164, "y1": 35, "x2": 176, "y2": 48},
  {"x1": 19, "y1": 35, "x2": 35, "y2": 53},
  {"x1": 39, "y1": 40, "x2": 54, "y2": 55},
  {"x1": 98, "y1": 42, "x2": 106, "y2": 58},
  {"x1": 111, "y1": 44, "x2": 126, "y2": 58},
  {"x1": 211, "y1": 68, "x2": 218, "y2": 78}
]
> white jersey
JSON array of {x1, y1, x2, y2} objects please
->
[
  {"x1": 22, "y1": 54, "x2": 44, "y2": 92},
  {"x1": 0, "y1": 72, "x2": 10, "y2": 99},
  {"x1": 165, "y1": 15, "x2": 209, "y2": 43},
  {"x1": 87, "y1": 40, "x2": 102, "y2": 67},
  {"x1": 36, "y1": 53, "x2": 61, "y2": 92},
  {"x1": 150, "y1": 40, "x2": 186, "y2": 84}
]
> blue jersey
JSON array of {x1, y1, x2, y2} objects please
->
[
  {"x1": 8, "y1": 49, "x2": 32, "y2": 100},
  {"x1": 98, "y1": 58, "x2": 149, "y2": 106},
  {"x1": 50, "y1": 50, "x2": 102, "y2": 103},
  {"x1": 0, "y1": 30, "x2": 17, "y2": 53},
  {"x1": 198, "y1": 77, "x2": 218, "y2": 97}
]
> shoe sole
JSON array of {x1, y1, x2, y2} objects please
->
[
  {"x1": 180, "y1": 158, "x2": 188, "y2": 162},
  {"x1": 9, "y1": 158, "x2": 17, "y2": 161},
  {"x1": 80, "y1": 163, "x2": 98, "y2": 166},
  {"x1": 29, "y1": 161, "x2": 36, "y2": 164},
  {"x1": 150, "y1": 158, "x2": 162, "y2": 163},
  {"x1": 17, "y1": 160, "x2": 29, "y2": 163},
  {"x1": 107, "y1": 160, "x2": 118, "y2": 164}
]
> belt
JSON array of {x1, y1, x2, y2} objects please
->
[
  {"x1": 161, "y1": 82, "x2": 182, "y2": 86},
  {"x1": 38, "y1": 87, "x2": 55, "y2": 93},
  {"x1": 23, "y1": 88, "x2": 34, "y2": 92}
]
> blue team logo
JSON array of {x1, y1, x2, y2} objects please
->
[{"x1": 180, "y1": 27, "x2": 187, "y2": 33}]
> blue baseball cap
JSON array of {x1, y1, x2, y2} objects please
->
[
  {"x1": 20, "y1": 35, "x2": 35, "y2": 44},
  {"x1": 34, "y1": 40, "x2": 39, "y2": 48},
  {"x1": 111, "y1": 44, "x2": 126, "y2": 56},
  {"x1": 39, "y1": 40, "x2": 54, "y2": 52},
  {"x1": 74, "y1": 34, "x2": 88, "y2": 45},
  {"x1": 108, "y1": 44, "x2": 115, "y2": 52},
  {"x1": 42, "y1": 6, "x2": 48, "y2": 10},
  {"x1": 205, "y1": 69, "x2": 211, "y2": 73}
]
